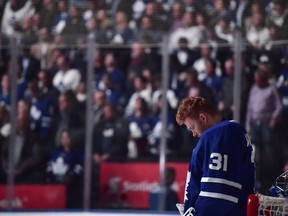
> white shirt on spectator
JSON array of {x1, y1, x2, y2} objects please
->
[
  {"x1": 246, "y1": 26, "x2": 270, "y2": 48},
  {"x1": 169, "y1": 26, "x2": 202, "y2": 53},
  {"x1": 151, "y1": 89, "x2": 178, "y2": 111},
  {"x1": 53, "y1": 69, "x2": 81, "y2": 93},
  {"x1": 193, "y1": 58, "x2": 222, "y2": 81},
  {"x1": 124, "y1": 88, "x2": 152, "y2": 117},
  {"x1": 1, "y1": 0, "x2": 35, "y2": 36}
]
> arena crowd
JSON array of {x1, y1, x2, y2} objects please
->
[{"x1": 1, "y1": 0, "x2": 288, "y2": 208}]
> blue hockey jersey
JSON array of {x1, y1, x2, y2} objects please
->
[{"x1": 184, "y1": 120, "x2": 255, "y2": 216}]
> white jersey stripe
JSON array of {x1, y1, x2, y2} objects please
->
[
  {"x1": 201, "y1": 177, "x2": 242, "y2": 189},
  {"x1": 199, "y1": 191, "x2": 239, "y2": 203}
]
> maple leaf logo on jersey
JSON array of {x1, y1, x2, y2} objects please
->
[{"x1": 184, "y1": 171, "x2": 191, "y2": 201}]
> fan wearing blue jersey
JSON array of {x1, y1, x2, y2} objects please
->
[{"x1": 175, "y1": 96, "x2": 255, "y2": 216}]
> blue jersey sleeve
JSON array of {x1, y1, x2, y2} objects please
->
[{"x1": 183, "y1": 120, "x2": 255, "y2": 216}]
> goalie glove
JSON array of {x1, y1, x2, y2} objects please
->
[
  {"x1": 176, "y1": 203, "x2": 195, "y2": 216},
  {"x1": 267, "y1": 170, "x2": 288, "y2": 197},
  {"x1": 183, "y1": 207, "x2": 195, "y2": 216},
  {"x1": 176, "y1": 203, "x2": 184, "y2": 215}
]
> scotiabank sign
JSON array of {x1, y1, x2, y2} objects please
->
[
  {"x1": 0, "y1": 185, "x2": 66, "y2": 209},
  {"x1": 99, "y1": 162, "x2": 188, "y2": 209}
]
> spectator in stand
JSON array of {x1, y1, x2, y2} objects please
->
[
  {"x1": 0, "y1": 73, "x2": 11, "y2": 106},
  {"x1": 37, "y1": 0, "x2": 56, "y2": 31},
  {"x1": 66, "y1": 0, "x2": 87, "y2": 10},
  {"x1": 75, "y1": 80, "x2": 87, "y2": 110},
  {"x1": 96, "y1": 8, "x2": 112, "y2": 36},
  {"x1": 0, "y1": 104, "x2": 10, "y2": 183},
  {"x1": 169, "y1": 11, "x2": 203, "y2": 53},
  {"x1": 184, "y1": 0, "x2": 203, "y2": 14},
  {"x1": 134, "y1": 15, "x2": 162, "y2": 44},
  {"x1": 214, "y1": 14, "x2": 236, "y2": 67},
  {"x1": 52, "y1": 32, "x2": 68, "y2": 54},
  {"x1": 93, "y1": 50, "x2": 105, "y2": 75},
  {"x1": 126, "y1": 41, "x2": 147, "y2": 84},
  {"x1": 47, "y1": 48, "x2": 65, "y2": 78},
  {"x1": 266, "y1": 0, "x2": 288, "y2": 39},
  {"x1": 19, "y1": 16, "x2": 38, "y2": 47},
  {"x1": 167, "y1": 1, "x2": 185, "y2": 35},
  {"x1": 93, "y1": 102, "x2": 129, "y2": 162},
  {"x1": 52, "y1": 0, "x2": 69, "y2": 35},
  {"x1": 31, "y1": 27, "x2": 57, "y2": 70},
  {"x1": 256, "y1": 54, "x2": 275, "y2": 82},
  {"x1": 126, "y1": 41, "x2": 158, "y2": 97},
  {"x1": 99, "y1": 73, "x2": 125, "y2": 111},
  {"x1": 1, "y1": 0, "x2": 35, "y2": 37},
  {"x1": 46, "y1": 127, "x2": 84, "y2": 209},
  {"x1": 37, "y1": 69, "x2": 59, "y2": 108},
  {"x1": 178, "y1": 68, "x2": 214, "y2": 103},
  {"x1": 52, "y1": 54, "x2": 81, "y2": 93},
  {"x1": 82, "y1": 0, "x2": 98, "y2": 25},
  {"x1": 95, "y1": 52, "x2": 125, "y2": 95},
  {"x1": 205, "y1": 0, "x2": 235, "y2": 26},
  {"x1": 195, "y1": 10, "x2": 213, "y2": 41},
  {"x1": 142, "y1": 68, "x2": 154, "y2": 93},
  {"x1": 151, "y1": 74, "x2": 178, "y2": 114},
  {"x1": 60, "y1": 5, "x2": 87, "y2": 45},
  {"x1": 141, "y1": 1, "x2": 168, "y2": 32},
  {"x1": 24, "y1": 80, "x2": 54, "y2": 146},
  {"x1": 193, "y1": 41, "x2": 222, "y2": 81},
  {"x1": 70, "y1": 37, "x2": 88, "y2": 77},
  {"x1": 246, "y1": 13, "x2": 270, "y2": 58},
  {"x1": 13, "y1": 59, "x2": 30, "y2": 99},
  {"x1": 102, "y1": 0, "x2": 132, "y2": 21},
  {"x1": 53, "y1": 90, "x2": 85, "y2": 148},
  {"x1": 130, "y1": 0, "x2": 146, "y2": 29},
  {"x1": 86, "y1": 16, "x2": 109, "y2": 44},
  {"x1": 243, "y1": 0, "x2": 266, "y2": 35},
  {"x1": 92, "y1": 90, "x2": 107, "y2": 126},
  {"x1": 109, "y1": 11, "x2": 134, "y2": 45},
  {"x1": 214, "y1": 15, "x2": 235, "y2": 45},
  {"x1": 0, "y1": 68, "x2": 28, "y2": 107},
  {"x1": 277, "y1": 56, "x2": 288, "y2": 108},
  {"x1": 217, "y1": 57, "x2": 251, "y2": 124},
  {"x1": 126, "y1": 96, "x2": 153, "y2": 158},
  {"x1": 201, "y1": 57, "x2": 223, "y2": 104},
  {"x1": 148, "y1": 93, "x2": 178, "y2": 156},
  {"x1": 245, "y1": 69, "x2": 283, "y2": 193},
  {"x1": 124, "y1": 74, "x2": 152, "y2": 117},
  {"x1": 0, "y1": 35, "x2": 9, "y2": 78},
  {"x1": 170, "y1": 37, "x2": 200, "y2": 91},
  {"x1": 263, "y1": 24, "x2": 285, "y2": 76},
  {"x1": 30, "y1": 12, "x2": 42, "y2": 36},
  {"x1": 18, "y1": 47, "x2": 41, "y2": 83},
  {"x1": 1, "y1": 100, "x2": 48, "y2": 183},
  {"x1": 170, "y1": 37, "x2": 199, "y2": 71}
]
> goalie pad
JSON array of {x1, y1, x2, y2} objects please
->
[{"x1": 176, "y1": 203, "x2": 195, "y2": 216}]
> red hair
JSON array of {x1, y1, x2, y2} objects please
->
[{"x1": 176, "y1": 97, "x2": 218, "y2": 125}]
